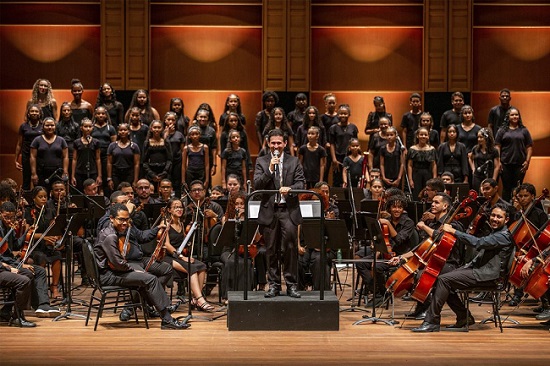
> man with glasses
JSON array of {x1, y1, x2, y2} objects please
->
[{"x1": 94, "y1": 203, "x2": 187, "y2": 329}]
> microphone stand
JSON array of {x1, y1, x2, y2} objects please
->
[
  {"x1": 396, "y1": 135, "x2": 413, "y2": 200},
  {"x1": 340, "y1": 169, "x2": 368, "y2": 313}
]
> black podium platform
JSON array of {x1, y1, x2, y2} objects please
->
[{"x1": 227, "y1": 291, "x2": 339, "y2": 331}]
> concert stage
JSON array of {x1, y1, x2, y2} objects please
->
[{"x1": 227, "y1": 290, "x2": 339, "y2": 331}]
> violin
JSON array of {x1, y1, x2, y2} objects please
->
[
  {"x1": 19, "y1": 207, "x2": 42, "y2": 261},
  {"x1": 0, "y1": 227, "x2": 15, "y2": 255},
  {"x1": 146, "y1": 215, "x2": 171, "y2": 271}
]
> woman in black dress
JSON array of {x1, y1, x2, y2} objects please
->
[
  {"x1": 91, "y1": 106, "x2": 117, "y2": 194},
  {"x1": 57, "y1": 102, "x2": 80, "y2": 178},
  {"x1": 15, "y1": 104, "x2": 44, "y2": 189},
  {"x1": 107, "y1": 123, "x2": 141, "y2": 191},
  {"x1": 69, "y1": 79, "x2": 94, "y2": 125},
  {"x1": 95, "y1": 82, "x2": 124, "y2": 128},
  {"x1": 437, "y1": 124, "x2": 468, "y2": 183},
  {"x1": 495, "y1": 107, "x2": 533, "y2": 201},
  {"x1": 469, "y1": 127, "x2": 500, "y2": 193},
  {"x1": 407, "y1": 127, "x2": 437, "y2": 200},
  {"x1": 141, "y1": 120, "x2": 172, "y2": 186},
  {"x1": 163, "y1": 197, "x2": 214, "y2": 312},
  {"x1": 71, "y1": 118, "x2": 102, "y2": 190},
  {"x1": 30, "y1": 117, "x2": 69, "y2": 188},
  {"x1": 26, "y1": 78, "x2": 58, "y2": 121}
]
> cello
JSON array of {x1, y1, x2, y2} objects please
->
[
  {"x1": 509, "y1": 188, "x2": 548, "y2": 249},
  {"x1": 523, "y1": 247, "x2": 550, "y2": 299},
  {"x1": 411, "y1": 190, "x2": 478, "y2": 303}
]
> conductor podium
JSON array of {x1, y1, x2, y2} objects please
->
[{"x1": 226, "y1": 190, "x2": 339, "y2": 331}]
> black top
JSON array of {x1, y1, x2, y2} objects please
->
[
  {"x1": 400, "y1": 111, "x2": 421, "y2": 148},
  {"x1": 19, "y1": 122, "x2": 43, "y2": 156},
  {"x1": 107, "y1": 141, "x2": 140, "y2": 171},
  {"x1": 437, "y1": 142, "x2": 468, "y2": 182},
  {"x1": 91, "y1": 124, "x2": 117, "y2": 154},
  {"x1": 165, "y1": 131, "x2": 185, "y2": 164},
  {"x1": 56, "y1": 119, "x2": 80, "y2": 154},
  {"x1": 456, "y1": 124, "x2": 481, "y2": 153},
  {"x1": 30, "y1": 135, "x2": 67, "y2": 169},
  {"x1": 328, "y1": 123, "x2": 358, "y2": 156},
  {"x1": 298, "y1": 144, "x2": 327, "y2": 182},
  {"x1": 73, "y1": 137, "x2": 101, "y2": 175},
  {"x1": 495, "y1": 126, "x2": 533, "y2": 165}
]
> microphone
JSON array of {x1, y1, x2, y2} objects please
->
[
  {"x1": 273, "y1": 150, "x2": 280, "y2": 174},
  {"x1": 476, "y1": 160, "x2": 491, "y2": 173},
  {"x1": 44, "y1": 168, "x2": 64, "y2": 184}
]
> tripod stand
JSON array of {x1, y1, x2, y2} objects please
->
[
  {"x1": 54, "y1": 214, "x2": 88, "y2": 321},
  {"x1": 175, "y1": 220, "x2": 211, "y2": 324},
  {"x1": 353, "y1": 216, "x2": 397, "y2": 326}
]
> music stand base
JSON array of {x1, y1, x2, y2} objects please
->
[
  {"x1": 339, "y1": 305, "x2": 370, "y2": 313},
  {"x1": 353, "y1": 316, "x2": 398, "y2": 326},
  {"x1": 176, "y1": 314, "x2": 212, "y2": 323},
  {"x1": 53, "y1": 312, "x2": 87, "y2": 322}
]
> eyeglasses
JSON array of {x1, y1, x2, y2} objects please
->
[
  {"x1": 114, "y1": 217, "x2": 130, "y2": 223},
  {"x1": 191, "y1": 188, "x2": 204, "y2": 193}
]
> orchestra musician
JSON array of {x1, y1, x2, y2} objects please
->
[
  {"x1": 23, "y1": 186, "x2": 63, "y2": 299},
  {"x1": 356, "y1": 194, "x2": 416, "y2": 307},
  {"x1": 163, "y1": 197, "x2": 214, "y2": 312},
  {"x1": 254, "y1": 129, "x2": 306, "y2": 298},
  {"x1": 412, "y1": 203, "x2": 513, "y2": 332},
  {"x1": 298, "y1": 182, "x2": 338, "y2": 291},
  {"x1": 1, "y1": 201, "x2": 61, "y2": 326},
  {"x1": 93, "y1": 203, "x2": 188, "y2": 329},
  {"x1": 388, "y1": 192, "x2": 464, "y2": 320}
]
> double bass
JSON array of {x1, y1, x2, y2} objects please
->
[
  {"x1": 524, "y1": 249, "x2": 550, "y2": 299},
  {"x1": 411, "y1": 190, "x2": 478, "y2": 303}
]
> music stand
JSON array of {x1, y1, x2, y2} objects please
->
[
  {"x1": 331, "y1": 187, "x2": 347, "y2": 201},
  {"x1": 69, "y1": 195, "x2": 85, "y2": 208},
  {"x1": 445, "y1": 183, "x2": 470, "y2": 201},
  {"x1": 406, "y1": 201, "x2": 428, "y2": 224},
  {"x1": 353, "y1": 216, "x2": 397, "y2": 326},
  {"x1": 53, "y1": 213, "x2": 88, "y2": 321},
  {"x1": 360, "y1": 199, "x2": 379, "y2": 213}
]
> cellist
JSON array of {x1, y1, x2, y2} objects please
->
[
  {"x1": 388, "y1": 192, "x2": 465, "y2": 320},
  {"x1": 356, "y1": 193, "x2": 416, "y2": 307}
]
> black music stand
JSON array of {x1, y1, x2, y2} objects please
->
[
  {"x1": 53, "y1": 213, "x2": 88, "y2": 321},
  {"x1": 445, "y1": 183, "x2": 470, "y2": 201},
  {"x1": 142, "y1": 203, "x2": 166, "y2": 225},
  {"x1": 353, "y1": 216, "x2": 397, "y2": 326},
  {"x1": 407, "y1": 201, "x2": 428, "y2": 224}
]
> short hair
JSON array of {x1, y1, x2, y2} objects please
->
[
  {"x1": 110, "y1": 203, "x2": 129, "y2": 218},
  {"x1": 160, "y1": 179, "x2": 172, "y2": 187},
  {"x1": 386, "y1": 195, "x2": 407, "y2": 210},
  {"x1": 435, "y1": 192, "x2": 452, "y2": 206},
  {"x1": 109, "y1": 190, "x2": 126, "y2": 204},
  {"x1": 451, "y1": 91, "x2": 464, "y2": 100},
  {"x1": 492, "y1": 202, "x2": 510, "y2": 218},
  {"x1": 518, "y1": 183, "x2": 536, "y2": 196},
  {"x1": 262, "y1": 91, "x2": 279, "y2": 104},
  {"x1": 307, "y1": 126, "x2": 320, "y2": 135},
  {"x1": 337, "y1": 104, "x2": 351, "y2": 114},
  {"x1": 117, "y1": 181, "x2": 132, "y2": 190},
  {"x1": 211, "y1": 185, "x2": 224, "y2": 194},
  {"x1": 226, "y1": 174, "x2": 242, "y2": 185},
  {"x1": 314, "y1": 181, "x2": 329, "y2": 189},
  {"x1": 295, "y1": 93, "x2": 307, "y2": 101},
  {"x1": 189, "y1": 180, "x2": 204, "y2": 189},
  {"x1": 441, "y1": 171, "x2": 455, "y2": 181},
  {"x1": 410, "y1": 93, "x2": 421, "y2": 101},
  {"x1": 267, "y1": 128, "x2": 286, "y2": 142},
  {"x1": 0, "y1": 201, "x2": 16, "y2": 212},
  {"x1": 481, "y1": 178, "x2": 498, "y2": 188},
  {"x1": 83, "y1": 179, "x2": 96, "y2": 189},
  {"x1": 500, "y1": 88, "x2": 511, "y2": 96},
  {"x1": 370, "y1": 168, "x2": 381, "y2": 175},
  {"x1": 426, "y1": 178, "x2": 445, "y2": 192}
]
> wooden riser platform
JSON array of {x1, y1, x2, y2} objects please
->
[{"x1": 227, "y1": 290, "x2": 339, "y2": 331}]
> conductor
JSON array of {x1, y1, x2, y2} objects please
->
[{"x1": 254, "y1": 129, "x2": 305, "y2": 298}]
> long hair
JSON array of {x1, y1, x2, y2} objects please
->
[
  {"x1": 31, "y1": 79, "x2": 54, "y2": 106},
  {"x1": 503, "y1": 107, "x2": 525, "y2": 130}
]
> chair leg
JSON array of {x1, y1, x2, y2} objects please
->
[
  {"x1": 95, "y1": 294, "x2": 107, "y2": 331},
  {"x1": 465, "y1": 291, "x2": 471, "y2": 332},
  {"x1": 85, "y1": 290, "x2": 96, "y2": 326},
  {"x1": 139, "y1": 290, "x2": 149, "y2": 329}
]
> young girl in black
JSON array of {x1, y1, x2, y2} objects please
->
[{"x1": 72, "y1": 118, "x2": 101, "y2": 190}]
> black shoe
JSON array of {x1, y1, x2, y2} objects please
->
[
  {"x1": 10, "y1": 317, "x2": 37, "y2": 328},
  {"x1": 411, "y1": 321, "x2": 440, "y2": 333},
  {"x1": 286, "y1": 286, "x2": 301, "y2": 299},
  {"x1": 540, "y1": 319, "x2": 550, "y2": 326},
  {"x1": 167, "y1": 301, "x2": 182, "y2": 314},
  {"x1": 446, "y1": 315, "x2": 475, "y2": 329},
  {"x1": 533, "y1": 305, "x2": 547, "y2": 314},
  {"x1": 402, "y1": 293, "x2": 413, "y2": 301},
  {"x1": 161, "y1": 317, "x2": 191, "y2": 330},
  {"x1": 264, "y1": 287, "x2": 280, "y2": 298},
  {"x1": 146, "y1": 305, "x2": 160, "y2": 318},
  {"x1": 536, "y1": 309, "x2": 550, "y2": 320},
  {"x1": 119, "y1": 308, "x2": 134, "y2": 322},
  {"x1": 508, "y1": 295, "x2": 521, "y2": 307},
  {"x1": 0, "y1": 311, "x2": 12, "y2": 323}
]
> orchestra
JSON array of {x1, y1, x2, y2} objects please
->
[{"x1": 2, "y1": 88, "x2": 549, "y2": 338}]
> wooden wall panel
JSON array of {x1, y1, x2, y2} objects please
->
[
  {"x1": 472, "y1": 28, "x2": 550, "y2": 91},
  {"x1": 0, "y1": 2, "x2": 100, "y2": 25},
  {"x1": 263, "y1": 0, "x2": 287, "y2": 90},
  {"x1": 0, "y1": 26, "x2": 100, "y2": 89},
  {"x1": 423, "y1": 0, "x2": 448, "y2": 91},
  {"x1": 448, "y1": 0, "x2": 471, "y2": 91},
  {"x1": 150, "y1": 27, "x2": 262, "y2": 90},
  {"x1": 287, "y1": 0, "x2": 310, "y2": 91},
  {"x1": 101, "y1": 0, "x2": 125, "y2": 90},
  {"x1": 150, "y1": 4, "x2": 262, "y2": 26},
  {"x1": 311, "y1": 28, "x2": 423, "y2": 91},
  {"x1": 311, "y1": 5, "x2": 423, "y2": 27},
  {"x1": 126, "y1": 0, "x2": 149, "y2": 90}
]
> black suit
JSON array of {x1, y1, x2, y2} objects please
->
[
  {"x1": 426, "y1": 225, "x2": 513, "y2": 325},
  {"x1": 254, "y1": 152, "x2": 305, "y2": 289}
]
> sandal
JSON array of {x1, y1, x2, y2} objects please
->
[{"x1": 195, "y1": 296, "x2": 214, "y2": 312}]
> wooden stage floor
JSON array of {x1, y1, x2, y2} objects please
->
[{"x1": 2, "y1": 266, "x2": 550, "y2": 366}]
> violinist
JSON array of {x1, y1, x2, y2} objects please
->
[
  {"x1": 412, "y1": 203, "x2": 513, "y2": 332},
  {"x1": 118, "y1": 182, "x2": 148, "y2": 231},
  {"x1": 23, "y1": 186, "x2": 63, "y2": 299},
  {"x1": 94, "y1": 203, "x2": 188, "y2": 329},
  {"x1": 218, "y1": 192, "x2": 255, "y2": 303},
  {"x1": 388, "y1": 193, "x2": 464, "y2": 320},
  {"x1": 508, "y1": 183, "x2": 548, "y2": 307},
  {"x1": 363, "y1": 178, "x2": 384, "y2": 201},
  {"x1": 183, "y1": 180, "x2": 224, "y2": 261},
  {"x1": 0, "y1": 201, "x2": 61, "y2": 324},
  {"x1": 162, "y1": 197, "x2": 213, "y2": 312},
  {"x1": 356, "y1": 194, "x2": 416, "y2": 307},
  {"x1": 476, "y1": 178, "x2": 513, "y2": 237}
]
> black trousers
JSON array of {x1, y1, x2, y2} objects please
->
[
  {"x1": 262, "y1": 207, "x2": 298, "y2": 289},
  {"x1": 298, "y1": 249, "x2": 334, "y2": 291},
  {"x1": 426, "y1": 266, "x2": 495, "y2": 325},
  {"x1": 0, "y1": 270, "x2": 32, "y2": 314}
]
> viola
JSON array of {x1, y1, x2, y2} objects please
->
[
  {"x1": 467, "y1": 199, "x2": 489, "y2": 235},
  {"x1": 146, "y1": 216, "x2": 172, "y2": 271}
]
